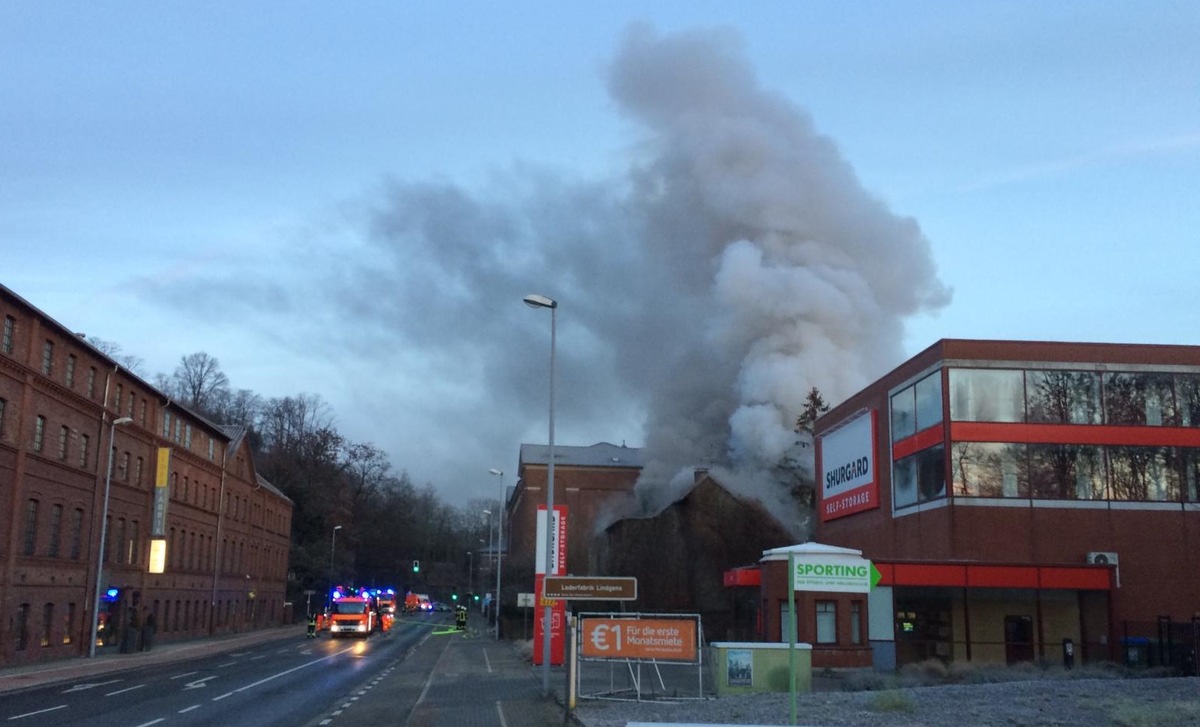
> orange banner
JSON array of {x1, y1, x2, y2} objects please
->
[{"x1": 580, "y1": 617, "x2": 698, "y2": 662}]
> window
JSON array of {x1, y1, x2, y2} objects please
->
[
  {"x1": 66, "y1": 354, "x2": 77, "y2": 387},
  {"x1": 1109, "y1": 446, "x2": 1178, "y2": 501},
  {"x1": 22, "y1": 499, "x2": 38, "y2": 555},
  {"x1": 1029, "y1": 444, "x2": 1104, "y2": 499},
  {"x1": 79, "y1": 434, "x2": 90, "y2": 468},
  {"x1": 1105, "y1": 372, "x2": 1177, "y2": 426},
  {"x1": 57, "y1": 425, "x2": 69, "y2": 460},
  {"x1": 2, "y1": 315, "x2": 14, "y2": 354},
  {"x1": 208, "y1": 438, "x2": 215, "y2": 460},
  {"x1": 63, "y1": 603, "x2": 76, "y2": 644},
  {"x1": 951, "y1": 442, "x2": 1028, "y2": 498},
  {"x1": 173, "y1": 418, "x2": 181, "y2": 443},
  {"x1": 135, "y1": 456, "x2": 144, "y2": 486},
  {"x1": 103, "y1": 516, "x2": 112, "y2": 562},
  {"x1": 894, "y1": 445, "x2": 946, "y2": 507},
  {"x1": 128, "y1": 391, "x2": 136, "y2": 418},
  {"x1": 816, "y1": 601, "x2": 837, "y2": 644},
  {"x1": 1179, "y1": 375, "x2": 1200, "y2": 427},
  {"x1": 0, "y1": 397, "x2": 6, "y2": 439},
  {"x1": 1026, "y1": 370, "x2": 1100, "y2": 424},
  {"x1": 87, "y1": 366, "x2": 96, "y2": 398},
  {"x1": 891, "y1": 387, "x2": 915, "y2": 441},
  {"x1": 41, "y1": 603, "x2": 53, "y2": 647},
  {"x1": 47, "y1": 504, "x2": 63, "y2": 558},
  {"x1": 949, "y1": 368, "x2": 1024, "y2": 422},
  {"x1": 115, "y1": 518, "x2": 126, "y2": 565},
  {"x1": 139, "y1": 399, "x2": 147, "y2": 426},
  {"x1": 162, "y1": 411, "x2": 171, "y2": 439},
  {"x1": 129, "y1": 521, "x2": 139, "y2": 566},
  {"x1": 121, "y1": 452, "x2": 130, "y2": 481},
  {"x1": 115, "y1": 384, "x2": 123, "y2": 414},
  {"x1": 185, "y1": 424, "x2": 192, "y2": 448},
  {"x1": 69, "y1": 509, "x2": 83, "y2": 559},
  {"x1": 33, "y1": 415, "x2": 45, "y2": 453},
  {"x1": 41, "y1": 340, "x2": 54, "y2": 375},
  {"x1": 16, "y1": 604, "x2": 29, "y2": 651},
  {"x1": 851, "y1": 601, "x2": 863, "y2": 645}
]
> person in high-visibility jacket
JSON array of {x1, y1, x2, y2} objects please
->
[
  {"x1": 454, "y1": 605, "x2": 468, "y2": 631},
  {"x1": 307, "y1": 612, "x2": 317, "y2": 638}
]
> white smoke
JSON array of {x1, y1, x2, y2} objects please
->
[
  {"x1": 608, "y1": 25, "x2": 949, "y2": 518},
  {"x1": 155, "y1": 25, "x2": 949, "y2": 511}
]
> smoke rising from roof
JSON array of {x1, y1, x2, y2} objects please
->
[{"x1": 150, "y1": 25, "x2": 949, "y2": 507}]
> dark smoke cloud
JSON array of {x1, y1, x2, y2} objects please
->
[{"x1": 148, "y1": 25, "x2": 949, "y2": 511}]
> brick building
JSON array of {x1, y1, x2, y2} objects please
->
[
  {"x1": 505, "y1": 442, "x2": 641, "y2": 586},
  {"x1": 807, "y1": 339, "x2": 1200, "y2": 669},
  {"x1": 0, "y1": 284, "x2": 292, "y2": 666}
]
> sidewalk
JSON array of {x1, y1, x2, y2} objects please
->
[{"x1": 0, "y1": 624, "x2": 305, "y2": 696}]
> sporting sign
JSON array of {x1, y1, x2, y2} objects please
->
[{"x1": 792, "y1": 555, "x2": 882, "y2": 593}]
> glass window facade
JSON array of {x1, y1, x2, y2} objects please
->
[
  {"x1": 949, "y1": 369, "x2": 1025, "y2": 422},
  {"x1": 1026, "y1": 370, "x2": 1100, "y2": 424}
]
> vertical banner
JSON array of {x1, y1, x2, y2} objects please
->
[
  {"x1": 533, "y1": 504, "x2": 568, "y2": 665},
  {"x1": 151, "y1": 447, "x2": 171, "y2": 537}
]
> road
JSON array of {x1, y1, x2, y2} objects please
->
[{"x1": 0, "y1": 616, "x2": 447, "y2": 727}]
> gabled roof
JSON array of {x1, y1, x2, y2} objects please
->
[
  {"x1": 519, "y1": 441, "x2": 642, "y2": 469},
  {"x1": 761, "y1": 542, "x2": 863, "y2": 562},
  {"x1": 255, "y1": 473, "x2": 292, "y2": 503}
]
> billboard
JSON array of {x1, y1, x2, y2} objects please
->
[
  {"x1": 818, "y1": 410, "x2": 879, "y2": 522},
  {"x1": 579, "y1": 615, "x2": 700, "y2": 663}
]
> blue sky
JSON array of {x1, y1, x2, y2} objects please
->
[{"x1": 4, "y1": 2, "x2": 1198, "y2": 503}]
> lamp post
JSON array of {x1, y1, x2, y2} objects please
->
[
  {"x1": 467, "y1": 551, "x2": 474, "y2": 597},
  {"x1": 523, "y1": 292, "x2": 556, "y2": 695},
  {"x1": 482, "y1": 507, "x2": 494, "y2": 591},
  {"x1": 88, "y1": 415, "x2": 133, "y2": 658},
  {"x1": 489, "y1": 468, "x2": 504, "y2": 639},
  {"x1": 328, "y1": 525, "x2": 342, "y2": 609}
]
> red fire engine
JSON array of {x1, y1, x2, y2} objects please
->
[{"x1": 327, "y1": 588, "x2": 376, "y2": 638}]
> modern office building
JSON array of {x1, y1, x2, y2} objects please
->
[
  {"x1": 808, "y1": 339, "x2": 1200, "y2": 669},
  {"x1": 0, "y1": 284, "x2": 292, "y2": 666}
]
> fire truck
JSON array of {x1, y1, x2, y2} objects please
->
[
  {"x1": 327, "y1": 588, "x2": 376, "y2": 638},
  {"x1": 373, "y1": 588, "x2": 397, "y2": 633}
]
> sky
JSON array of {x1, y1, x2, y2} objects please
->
[{"x1": 3, "y1": 2, "x2": 1198, "y2": 507}]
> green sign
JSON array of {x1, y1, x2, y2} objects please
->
[{"x1": 791, "y1": 556, "x2": 881, "y2": 593}]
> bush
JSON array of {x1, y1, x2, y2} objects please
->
[{"x1": 868, "y1": 689, "x2": 915, "y2": 713}]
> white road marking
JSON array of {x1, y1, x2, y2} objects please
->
[
  {"x1": 211, "y1": 644, "x2": 357, "y2": 701},
  {"x1": 178, "y1": 705, "x2": 201, "y2": 714},
  {"x1": 184, "y1": 676, "x2": 218, "y2": 689},
  {"x1": 170, "y1": 671, "x2": 199, "y2": 680},
  {"x1": 132, "y1": 719, "x2": 164, "y2": 727},
  {"x1": 217, "y1": 662, "x2": 236, "y2": 668},
  {"x1": 62, "y1": 679, "x2": 121, "y2": 693},
  {"x1": 496, "y1": 701, "x2": 508, "y2": 727},
  {"x1": 484, "y1": 649, "x2": 493, "y2": 673},
  {"x1": 7, "y1": 704, "x2": 67, "y2": 721},
  {"x1": 106, "y1": 684, "x2": 146, "y2": 696}
]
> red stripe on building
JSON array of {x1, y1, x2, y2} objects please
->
[
  {"x1": 951, "y1": 422, "x2": 1200, "y2": 447},
  {"x1": 892, "y1": 426, "x2": 944, "y2": 460}
]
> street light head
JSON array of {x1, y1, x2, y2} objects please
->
[
  {"x1": 482, "y1": 509, "x2": 491, "y2": 515},
  {"x1": 114, "y1": 416, "x2": 133, "y2": 425},
  {"x1": 333, "y1": 525, "x2": 343, "y2": 532},
  {"x1": 488, "y1": 468, "x2": 503, "y2": 476},
  {"x1": 523, "y1": 294, "x2": 557, "y2": 310}
]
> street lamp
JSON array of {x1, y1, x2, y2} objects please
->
[
  {"x1": 467, "y1": 551, "x2": 474, "y2": 597},
  {"x1": 88, "y1": 415, "x2": 133, "y2": 658},
  {"x1": 489, "y1": 468, "x2": 504, "y2": 640},
  {"x1": 328, "y1": 525, "x2": 342, "y2": 609},
  {"x1": 523, "y1": 292, "x2": 556, "y2": 695},
  {"x1": 482, "y1": 508, "x2": 494, "y2": 587}
]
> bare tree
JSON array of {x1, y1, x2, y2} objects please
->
[
  {"x1": 86, "y1": 336, "x2": 147, "y2": 377},
  {"x1": 172, "y1": 352, "x2": 230, "y2": 416}
]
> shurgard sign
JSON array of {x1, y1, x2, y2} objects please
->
[{"x1": 792, "y1": 555, "x2": 882, "y2": 593}]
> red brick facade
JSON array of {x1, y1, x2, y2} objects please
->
[{"x1": 0, "y1": 285, "x2": 292, "y2": 666}]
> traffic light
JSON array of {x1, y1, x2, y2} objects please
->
[
  {"x1": 412, "y1": 560, "x2": 420, "y2": 573},
  {"x1": 451, "y1": 589, "x2": 458, "y2": 601},
  {"x1": 472, "y1": 593, "x2": 480, "y2": 602}
]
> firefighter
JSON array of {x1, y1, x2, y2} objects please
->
[
  {"x1": 454, "y1": 604, "x2": 468, "y2": 631},
  {"x1": 307, "y1": 611, "x2": 317, "y2": 638}
]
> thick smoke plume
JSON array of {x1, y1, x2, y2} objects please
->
[{"x1": 158, "y1": 26, "x2": 949, "y2": 513}]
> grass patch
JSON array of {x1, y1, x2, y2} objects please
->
[
  {"x1": 1109, "y1": 699, "x2": 1200, "y2": 726},
  {"x1": 867, "y1": 689, "x2": 916, "y2": 713}
]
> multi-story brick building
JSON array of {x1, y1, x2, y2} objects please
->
[
  {"x1": 0, "y1": 284, "x2": 292, "y2": 666},
  {"x1": 505, "y1": 442, "x2": 641, "y2": 587},
  {"x1": 804, "y1": 339, "x2": 1200, "y2": 669}
]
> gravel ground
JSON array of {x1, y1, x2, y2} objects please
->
[{"x1": 570, "y1": 677, "x2": 1200, "y2": 727}]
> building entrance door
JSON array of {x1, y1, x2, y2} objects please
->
[{"x1": 1004, "y1": 615, "x2": 1034, "y2": 664}]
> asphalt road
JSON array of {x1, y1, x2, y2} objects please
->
[{"x1": 1, "y1": 617, "x2": 445, "y2": 727}]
